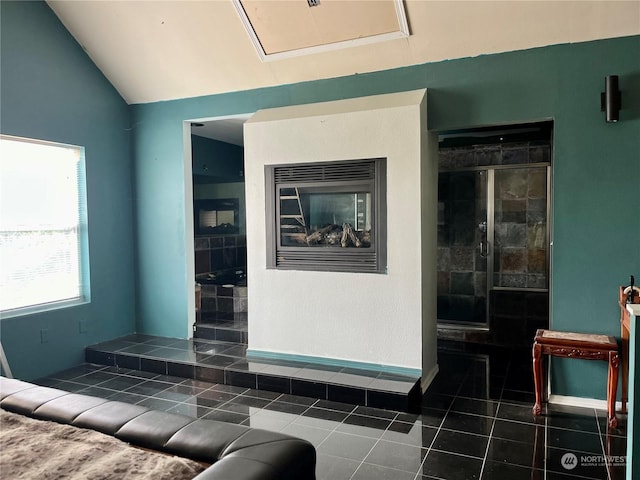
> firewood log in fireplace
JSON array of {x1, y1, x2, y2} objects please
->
[
  {"x1": 341, "y1": 223, "x2": 362, "y2": 248},
  {"x1": 306, "y1": 224, "x2": 339, "y2": 245},
  {"x1": 360, "y1": 230, "x2": 371, "y2": 245},
  {"x1": 303, "y1": 223, "x2": 368, "y2": 247},
  {"x1": 285, "y1": 233, "x2": 309, "y2": 245},
  {"x1": 325, "y1": 229, "x2": 342, "y2": 245}
]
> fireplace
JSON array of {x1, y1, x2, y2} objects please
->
[
  {"x1": 245, "y1": 89, "x2": 435, "y2": 381},
  {"x1": 265, "y1": 158, "x2": 386, "y2": 273}
]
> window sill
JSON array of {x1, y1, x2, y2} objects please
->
[{"x1": 0, "y1": 297, "x2": 89, "y2": 319}]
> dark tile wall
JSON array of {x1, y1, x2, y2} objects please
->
[
  {"x1": 493, "y1": 166, "x2": 548, "y2": 289},
  {"x1": 201, "y1": 285, "x2": 247, "y2": 315},
  {"x1": 437, "y1": 170, "x2": 486, "y2": 324},
  {"x1": 195, "y1": 234, "x2": 247, "y2": 275},
  {"x1": 439, "y1": 141, "x2": 550, "y2": 170},
  {"x1": 490, "y1": 290, "x2": 549, "y2": 347}
]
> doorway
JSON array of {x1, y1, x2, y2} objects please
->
[
  {"x1": 437, "y1": 122, "x2": 552, "y2": 346},
  {"x1": 188, "y1": 114, "x2": 252, "y2": 324}
]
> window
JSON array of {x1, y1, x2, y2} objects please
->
[
  {"x1": 0, "y1": 135, "x2": 89, "y2": 316},
  {"x1": 194, "y1": 199, "x2": 239, "y2": 235}
]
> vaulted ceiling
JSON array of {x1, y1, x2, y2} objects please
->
[{"x1": 47, "y1": 1, "x2": 639, "y2": 105}]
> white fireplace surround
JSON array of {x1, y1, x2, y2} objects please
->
[{"x1": 243, "y1": 90, "x2": 438, "y2": 385}]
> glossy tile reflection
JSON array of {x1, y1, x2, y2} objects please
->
[{"x1": 35, "y1": 342, "x2": 627, "y2": 480}]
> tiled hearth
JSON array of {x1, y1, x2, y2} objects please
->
[{"x1": 85, "y1": 319, "x2": 421, "y2": 412}]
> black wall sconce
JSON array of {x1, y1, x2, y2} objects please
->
[{"x1": 601, "y1": 75, "x2": 622, "y2": 123}]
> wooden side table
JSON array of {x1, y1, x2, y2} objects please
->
[
  {"x1": 619, "y1": 285, "x2": 640, "y2": 414},
  {"x1": 532, "y1": 329, "x2": 620, "y2": 428}
]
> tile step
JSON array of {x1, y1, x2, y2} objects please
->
[{"x1": 85, "y1": 334, "x2": 421, "y2": 412}]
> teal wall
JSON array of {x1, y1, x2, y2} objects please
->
[
  {"x1": 0, "y1": 0, "x2": 637, "y2": 399},
  {"x1": 0, "y1": 1, "x2": 136, "y2": 380},
  {"x1": 132, "y1": 35, "x2": 639, "y2": 399}
]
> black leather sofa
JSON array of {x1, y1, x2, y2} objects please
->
[{"x1": 0, "y1": 377, "x2": 316, "y2": 480}]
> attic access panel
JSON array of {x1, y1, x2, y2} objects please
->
[{"x1": 233, "y1": 0, "x2": 409, "y2": 61}]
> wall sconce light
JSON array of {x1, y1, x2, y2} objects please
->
[{"x1": 601, "y1": 75, "x2": 621, "y2": 123}]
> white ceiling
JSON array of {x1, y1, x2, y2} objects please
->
[
  {"x1": 46, "y1": 1, "x2": 639, "y2": 144},
  {"x1": 48, "y1": 1, "x2": 639, "y2": 106},
  {"x1": 191, "y1": 115, "x2": 250, "y2": 145}
]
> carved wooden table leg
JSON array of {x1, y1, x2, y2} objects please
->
[
  {"x1": 532, "y1": 341, "x2": 543, "y2": 416},
  {"x1": 607, "y1": 350, "x2": 619, "y2": 428}
]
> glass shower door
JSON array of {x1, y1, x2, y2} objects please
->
[
  {"x1": 437, "y1": 165, "x2": 550, "y2": 331},
  {"x1": 437, "y1": 170, "x2": 489, "y2": 326},
  {"x1": 493, "y1": 167, "x2": 548, "y2": 289}
]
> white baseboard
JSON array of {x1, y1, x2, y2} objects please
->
[
  {"x1": 548, "y1": 394, "x2": 623, "y2": 412},
  {"x1": 421, "y1": 364, "x2": 439, "y2": 392}
]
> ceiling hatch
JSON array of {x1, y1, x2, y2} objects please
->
[{"x1": 233, "y1": 0, "x2": 409, "y2": 61}]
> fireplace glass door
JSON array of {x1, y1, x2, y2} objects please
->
[
  {"x1": 278, "y1": 186, "x2": 372, "y2": 249},
  {"x1": 266, "y1": 158, "x2": 386, "y2": 273}
]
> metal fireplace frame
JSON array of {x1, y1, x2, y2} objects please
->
[{"x1": 265, "y1": 158, "x2": 387, "y2": 274}]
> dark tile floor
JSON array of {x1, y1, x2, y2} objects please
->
[{"x1": 35, "y1": 343, "x2": 627, "y2": 480}]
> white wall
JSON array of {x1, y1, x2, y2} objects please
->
[
  {"x1": 244, "y1": 90, "x2": 436, "y2": 376},
  {"x1": 420, "y1": 100, "x2": 439, "y2": 389}
]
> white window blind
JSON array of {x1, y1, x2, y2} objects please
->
[
  {"x1": 0, "y1": 135, "x2": 89, "y2": 314},
  {"x1": 199, "y1": 209, "x2": 217, "y2": 229}
]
